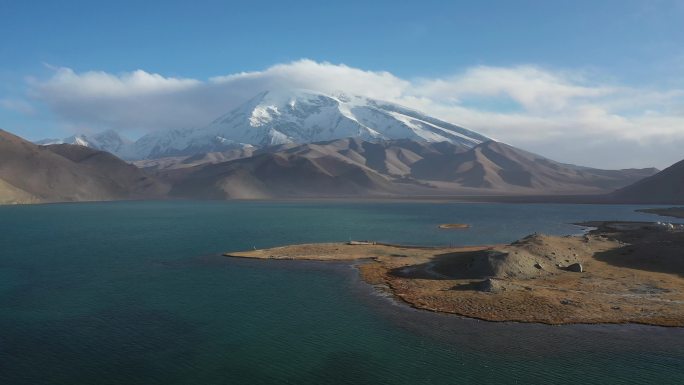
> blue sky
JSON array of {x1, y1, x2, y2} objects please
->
[
  {"x1": 3, "y1": 0, "x2": 682, "y2": 81},
  {"x1": 1, "y1": 0, "x2": 683, "y2": 168}
]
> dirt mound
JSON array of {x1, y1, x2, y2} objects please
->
[{"x1": 435, "y1": 234, "x2": 617, "y2": 280}]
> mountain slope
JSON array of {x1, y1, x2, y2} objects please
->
[
  {"x1": 157, "y1": 138, "x2": 657, "y2": 199},
  {"x1": 611, "y1": 159, "x2": 684, "y2": 203},
  {"x1": 410, "y1": 141, "x2": 657, "y2": 193},
  {"x1": 133, "y1": 147, "x2": 257, "y2": 171},
  {"x1": 0, "y1": 178, "x2": 39, "y2": 205},
  {"x1": 163, "y1": 147, "x2": 400, "y2": 199},
  {"x1": 0, "y1": 129, "x2": 168, "y2": 204}
]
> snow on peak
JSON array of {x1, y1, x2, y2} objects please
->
[
  {"x1": 72, "y1": 136, "x2": 90, "y2": 147},
  {"x1": 36, "y1": 129, "x2": 135, "y2": 159},
  {"x1": 193, "y1": 89, "x2": 488, "y2": 151},
  {"x1": 249, "y1": 105, "x2": 279, "y2": 127},
  {"x1": 37, "y1": 89, "x2": 490, "y2": 160}
]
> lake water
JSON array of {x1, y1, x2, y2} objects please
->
[{"x1": 1, "y1": 201, "x2": 682, "y2": 384}]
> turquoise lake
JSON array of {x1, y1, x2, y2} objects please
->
[{"x1": 1, "y1": 201, "x2": 683, "y2": 384}]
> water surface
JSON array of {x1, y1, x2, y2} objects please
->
[{"x1": 1, "y1": 201, "x2": 682, "y2": 384}]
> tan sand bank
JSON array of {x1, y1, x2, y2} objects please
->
[
  {"x1": 225, "y1": 222, "x2": 684, "y2": 326},
  {"x1": 438, "y1": 223, "x2": 470, "y2": 229}
]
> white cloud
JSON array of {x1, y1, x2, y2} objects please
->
[
  {"x1": 210, "y1": 60, "x2": 409, "y2": 100},
  {"x1": 413, "y1": 66, "x2": 615, "y2": 112},
  {"x1": 34, "y1": 68, "x2": 200, "y2": 97},
  {"x1": 23, "y1": 59, "x2": 684, "y2": 169}
]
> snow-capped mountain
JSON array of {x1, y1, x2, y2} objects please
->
[
  {"x1": 37, "y1": 90, "x2": 491, "y2": 160},
  {"x1": 131, "y1": 128, "x2": 254, "y2": 161},
  {"x1": 134, "y1": 90, "x2": 490, "y2": 159},
  {"x1": 36, "y1": 129, "x2": 134, "y2": 159}
]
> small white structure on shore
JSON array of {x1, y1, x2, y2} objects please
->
[{"x1": 348, "y1": 240, "x2": 376, "y2": 245}]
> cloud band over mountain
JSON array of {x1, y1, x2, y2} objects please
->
[{"x1": 11, "y1": 59, "x2": 684, "y2": 168}]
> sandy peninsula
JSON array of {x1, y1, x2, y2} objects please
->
[{"x1": 225, "y1": 221, "x2": 684, "y2": 326}]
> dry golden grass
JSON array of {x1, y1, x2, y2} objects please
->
[{"x1": 225, "y1": 223, "x2": 684, "y2": 326}]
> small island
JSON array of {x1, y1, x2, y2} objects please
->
[
  {"x1": 225, "y1": 221, "x2": 684, "y2": 326},
  {"x1": 438, "y1": 223, "x2": 470, "y2": 229}
]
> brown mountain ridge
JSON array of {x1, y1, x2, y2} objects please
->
[
  {"x1": 0, "y1": 128, "x2": 663, "y2": 203},
  {"x1": 154, "y1": 137, "x2": 658, "y2": 199},
  {"x1": 0, "y1": 129, "x2": 169, "y2": 204},
  {"x1": 611, "y1": 158, "x2": 684, "y2": 204}
]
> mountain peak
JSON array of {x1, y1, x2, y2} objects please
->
[
  {"x1": 36, "y1": 129, "x2": 133, "y2": 157},
  {"x1": 199, "y1": 89, "x2": 489, "y2": 149},
  {"x1": 37, "y1": 89, "x2": 491, "y2": 160}
]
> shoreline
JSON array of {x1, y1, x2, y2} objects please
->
[
  {"x1": 4, "y1": 194, "x2": 682, "y2": 207},
  {"x1": 225, "y1": 221, "x2": 684, "y2": 327},
  {"x1": 636, "y1": 207, "x2": 684, "y2": 219}
]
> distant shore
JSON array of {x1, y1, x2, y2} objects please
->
[
  {"x1": 0, "y1": 193, "x2": 646, "y2": 206},
  {"x1": 225, "y1": 221, "x2": 684, "y2": 327},
  {"x1": 637, "y1": 207, "x2": 684, "y2": 219}
]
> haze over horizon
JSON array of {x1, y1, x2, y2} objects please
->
[{"x1": 1, "y1": 0, "x2": 683, "y2": 169}]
